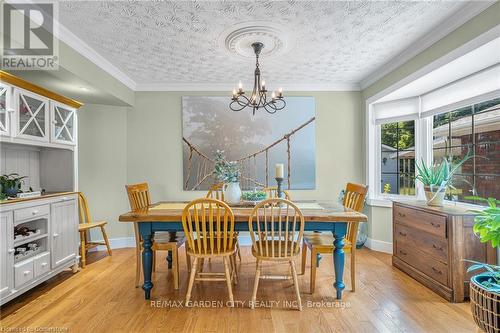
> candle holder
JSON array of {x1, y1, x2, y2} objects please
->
[{"x1": 275, "y1": 177, "x2": 284, "y2": 199}]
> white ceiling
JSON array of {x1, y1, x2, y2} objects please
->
[{"x1": 56, "y1": 1, "x2": 489, "y2": 91}]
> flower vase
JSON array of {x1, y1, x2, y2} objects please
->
[{"x1": 223, "y1": 182, "x2": 242, "y2": 204}]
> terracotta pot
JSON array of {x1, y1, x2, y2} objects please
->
[
  {"x1": 424, "y1": 186, "x2": 445, "y2": 206},
  {"x1": 470, "y1": 274, "x2": 500, "y2": 333}
]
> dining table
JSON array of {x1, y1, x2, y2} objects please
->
[{"x1": 118, "y1": 200, "x2": 368, "y2": 300}]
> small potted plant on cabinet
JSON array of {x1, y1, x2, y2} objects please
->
[
  {"x1": 0, "y1": 173, "x2": 27, "y2": 197},
  {"x1": 415, "y1": 154, "x2": 472, "y2": 206},
  {"x1": 466, "y1": 197, "x2": 500, "y2": 333}
]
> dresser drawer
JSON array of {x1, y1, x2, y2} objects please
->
[
  {"x1": 395, "y1": 243, "x2": 448, "y2": 286},
  {"x1": 14, "y1": 259, "x2": 34, "y2": 288},
  {"x1": 395, "y1": 223, "x2": 448, "y2": 263},
  {"x1": 34, "y1": 252, "x2": 50, "y2": 277},
  {"x1": 394, "y1": 205, "x2": 446, "y2": 238},
  {"x1": 14, "y1": 204, "x2": 50, "y2": 223}
]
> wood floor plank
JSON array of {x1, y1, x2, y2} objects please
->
[{"x1": 0, "y1": 247, "x2": 478, "y2": 333}]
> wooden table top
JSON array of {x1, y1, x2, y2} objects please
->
[{"x1": 118, "y1": 200, "x2": 368, "y2": 223}]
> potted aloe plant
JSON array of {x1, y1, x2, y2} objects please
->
[
  {"x1": 465, "y1": 197, "x2": 500, "y2": 333},
  {"x1": 415, "y1": 154, "x2": 472, "y2": 206}
]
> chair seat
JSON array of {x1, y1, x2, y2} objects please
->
[
  {"x1": 154, "y1": 231, "x2": 186, "y2": 245},
  {"x1": 187, "y1": 237, "x2": 237, "y2": 257},
  {"x1": 78, "y1": 220, "x2": 107, "y2": 231},
  {"x1": 303, "y1": 233, "x2": 352, "y2": 253},
  {"x1": 252, "y1": 240, "x2": 301, "y2": 259}
]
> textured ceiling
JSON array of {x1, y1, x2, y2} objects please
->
[{"x1": 59, "y1": 1, "x2": 468, "y2": 88}]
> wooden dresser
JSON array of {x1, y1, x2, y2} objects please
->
[{"x1": 392, "y1": 201, "x2": 497, "y2": 302}]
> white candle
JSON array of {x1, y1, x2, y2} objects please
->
[{"x1": 275, "y1": 163, "x2": 284, "y2": 178}]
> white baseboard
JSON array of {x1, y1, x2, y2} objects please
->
[
  {"x1": 91, "y1": 236, "x2": 394, "y2": 254},
  {"x1": 365, "y1": 238, "x2": 393, "y2": 254},
  {"x1": 89, "y1": 237, "x2": 136, "y2": 251}
]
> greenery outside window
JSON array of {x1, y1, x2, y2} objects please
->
[{"x1": 380, "y1": 121, "x2": 416, "y2": 195}]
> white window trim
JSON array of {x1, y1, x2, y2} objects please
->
[{"x1": 367, "y1": 101, "x2": 429, "y2": 207}]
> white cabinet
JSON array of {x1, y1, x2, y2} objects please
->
[
  {"x1": 0, "y1": 211, "x2": 14, "y2": 298},
  {"x1": 51, "y1": 102, "x2": 76, "y2": 146},
  {"x1": 0, "y1": 195, "x2": 79, "y2": 306},
  {"x1": 0, "y1": 82, "x2": 13, "y2": 137},
  {"x1": 14, "y1": 88, "x2": 50, "y2": 142},
  {"x1": 51, "y1": 199, "x2": 78, "y2": 268}
]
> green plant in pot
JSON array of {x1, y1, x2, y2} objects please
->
[
  {"x1": 213, "y1": 150, "x2": 241, "y2": 204},
  {"x1": 465, "y1": 197, "x2": 500, "y2": 332},
  {"x1": 415, "y1": 154, "x2": 472, "y2": 206},
  {"x1": 0, "y1": 173, "x2": 26, "y2": 197}
]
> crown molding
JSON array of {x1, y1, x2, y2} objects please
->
[
  {"x1": 359, "y1": 1, "x2": 496, "y2": 90},
  {"x1": 134, "y1": 82, "x2": 360, "y2": 92},
  {"x1": 57, "y1": 22, "x2": 137, "y2": 91}
]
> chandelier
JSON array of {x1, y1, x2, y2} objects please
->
[{"x1": 230, "y1": 42, "x2": 286, "y2": 115}]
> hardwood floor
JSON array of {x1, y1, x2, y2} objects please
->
[{"x1": 1, "y1": 247, "x2": 478, "y2": 333}]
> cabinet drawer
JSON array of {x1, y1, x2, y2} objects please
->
[
  {"x1": 394, "y1": 205, "x2": 446, "y2": 238},
  {"x1": 395, "y1": 243, "x2": 448, "y2": 286},
  {"x1": 34, "y1": 252, "x2": 50, "y2": 277},
  {"x1": 395, "y1": 223, "x2": 448, "y2": 263},
  {"x1": 14, "y1": 204, "x2": 50, "y2": 223},
  {"x1": 14, "y1": 259, "x2": 34, "y2": 288}
]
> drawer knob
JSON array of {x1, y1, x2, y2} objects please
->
[
  {"x1": 430, "y1": 222, "x2": 440, "y2": 228},
  {"x1": 399, "y1": 232, "x2": 407, "y2": 237},
  {"x1": 398, "y1": 212, "x2": 406, "y2": 218},
  {"x1": 431, "y1": 267, "x2": 442, "y2": 275},
  {"x1": 432, "y1": 244, "x2": 444, "y2": 251},
  {"x1": 23, "y1": 271, "x2": 31, "y2": 276},
  {"x1": 8, "y1": 248, "x2": 15, "y2": 254},
  {"x1": 53, "y1": 233, "x2": 60, "y2": 238},
  {"x1": 399, "y1": 250, "x2": 408, "y2": 256},
  {"x1": 32, "y1": 210, "x2": 39, "y2": 215}
]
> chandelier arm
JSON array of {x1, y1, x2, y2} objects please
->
[
  {"x1": 236, "y1": 94, "x2": 251, "y2": 106},
  {"x1": 263, "y1": 103, "x2": 278, "y2": 114},
  {"x1": 230, "y1": 100, "x2": 248, "y2": 112},
  {"x1": 272, "y1": 98, "x2": 286, "y2": 110}
]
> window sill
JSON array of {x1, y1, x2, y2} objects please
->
[
  {"x1": 367, "y1": 196, "x2": 486, "y2": 210},
  {"x1": 367, "y1": 195, "x2": 419, "y2": 208}
]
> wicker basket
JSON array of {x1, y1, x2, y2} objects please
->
[{"x1": 470, "y1": 275, "x2": 500, "y2": 333}]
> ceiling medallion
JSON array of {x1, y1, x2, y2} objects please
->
[
  {"x1": 219, "y1": 21, "x2": 294, "y2": 59},
  {"x1": 230, "y1": 42, "x2": 285, "y2": 115}
]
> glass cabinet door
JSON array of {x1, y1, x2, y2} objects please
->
[
  {"x1": 51, "y1": 102, "x2": 76, "y2": 145},
  {"x1": 0, "y1": 83, "x2": 11, "y2": 136},
  {"x1": 16, "y1": 89, "x2": 49, "y2": 141}
]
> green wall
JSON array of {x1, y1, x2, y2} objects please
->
[{"x1": 78, "y1": 104, "x2": 132, "y2": 239}]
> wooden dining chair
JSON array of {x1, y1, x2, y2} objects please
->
[
  {"x1": 262, "y1": 186, "x2": 291, "y2": 200},
  {"x1": 182, "y1": 198, "x2": 237, "y2": 305},
  {"x1": 77, "y1": 192, "x2": 112, "y2": 268},
  {"x1": 301, "y1": 183, "x2": 368, "y2": 293},
  {"x1": 248, "y1": 198, "x2": 305, "y2": 310},
  {"x1": 206, "y1": 182, "x2": 224, "y2": 201},
  {"x1": 125, "y1": 183, "x2": 185, "y2": 289},
  {"x1": 205, "y1": 183, "x2": 241, "y2": 262}
]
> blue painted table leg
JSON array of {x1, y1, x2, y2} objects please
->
[
  {"x1": 332, "y1": 222, "x2": 347, "y2": 299},
  {"x1": 139, "y1": 223, "x2": 154, "y2": 300}
]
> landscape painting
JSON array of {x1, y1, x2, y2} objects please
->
[{"x1": 182, "y1": 96, "x2": 316, "y2": 191}]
